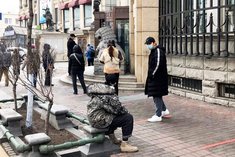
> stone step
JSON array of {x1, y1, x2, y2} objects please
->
[
  {"x1": 84, "y1": 78, "x2": 144, "y2": 88},
  {"x1": 60, "y1": 75, "x2": 145, "y2": 93},
  {"x1": 84, "y1": 74, "x2": 138, "y2": 82}
]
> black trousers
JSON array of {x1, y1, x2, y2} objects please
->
[
  {"x1": 45, "y1": 69, "x2": 52, "y2": 86},
  {"x1": 87, "y1": 58, "x2": 94, "y2": 66},
  {"x1": 105, "y1": 113, "x2": 134, "y2": 141},
  {"x1": 68, "y1": 59, "x2": 71, "y2": 75},
  {"x1": 71, "y1": 70, "x2": 87, "y2": 94},
  {"x1": 105, "y1": 73, "x2": 119, "y2": 95}
]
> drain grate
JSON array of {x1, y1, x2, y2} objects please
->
[{"x1": 1, "y1": 142, "x2": 17, "y2": 157}]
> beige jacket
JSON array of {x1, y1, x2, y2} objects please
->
[{"x1": 99, "y1": 46, "x2": 121, "y2": 74}]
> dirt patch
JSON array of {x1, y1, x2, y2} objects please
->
[{"x1": 18, "y1": 106, "x2": 77, "y2": 145}]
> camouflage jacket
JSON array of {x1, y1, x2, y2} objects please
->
[{"x1": 87, "y1": 84, "x2": 128, "y2": 129}]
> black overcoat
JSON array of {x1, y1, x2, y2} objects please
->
[
  {"x1": 67, "y1": 38, "x2": 76, "y2": 57},
  {"x1": 145, "y1": 46, "x2": 168, "y2": 97}
]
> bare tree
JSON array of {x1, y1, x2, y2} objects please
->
[
  {"x1": 20, "y1": 37, "x2": 56, "y2": 134},
  {"x1": 9, "y1": 48, "x2": 21, "y2": 111}
]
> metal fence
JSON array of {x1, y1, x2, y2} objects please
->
[{"x1": 159, "y1": 0, "x2": 235, "y2": 57}]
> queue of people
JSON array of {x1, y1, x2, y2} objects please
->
[{"x1": 0, "y1": 34, "x2": 170, "y2": 154}]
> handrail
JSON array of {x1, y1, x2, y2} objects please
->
[
  {"x1": 66, "y1": 112, "x2": 90, "y2": 125},
  {"x1": 39, "y1": 134, "x2": 105, "y2": 154},
  {"x1": 0, "y1": 124, "x2": 31, "y2": 153}
]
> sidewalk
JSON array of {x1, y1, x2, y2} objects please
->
[{"x1": 0, "y1": 62, "x2": 235, "y2": 157}]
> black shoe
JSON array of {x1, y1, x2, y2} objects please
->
[
  {"x1": 45, "y1": 84, "x2": 54, "y2": 86},
  {"x1": 73, "y1": 92, "x2": 78, "y2": 95}
]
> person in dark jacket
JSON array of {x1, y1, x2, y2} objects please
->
[
  {"x1": 42, "y1": 43, "x2": 54, "y2": 86},
  {"x1": 85, "y1": 45, "x2": 95, "y2": 66},
  {"x1": 67, "y1": 34, "x2": 77, "y2": 75},
  {"x1": 144, "y1": 37, "x2": 170, "y2": 122},
  {"x1": 69, "y1": 45, "x2": 87, "y2": 94},
  {"x1": 0, "y1": 43, "x2": 11, "y2": 86}
]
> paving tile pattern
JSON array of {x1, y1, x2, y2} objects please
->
[{"x1": 0, "y1": 62, "x2": 234, "y2": 157}]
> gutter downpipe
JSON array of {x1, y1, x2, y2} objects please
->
[
  {"x1": 0, "y1": 124, "x2": 31, "y2": 153},
  {"x1": 39, "y1": 134, "x2": 105, "y2": 154},
  {"x1": 66, "y1": 112, "x2": 90, "y2": 125}
]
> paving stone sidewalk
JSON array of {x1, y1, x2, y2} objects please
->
[{"x1": 0, "y1": 62, "x2": 234, "y2": 157}]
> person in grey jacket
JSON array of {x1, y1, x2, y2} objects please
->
[{"x1": 0, "y1": 43, "x2": 11, "y2": 86}]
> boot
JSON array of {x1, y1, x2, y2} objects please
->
[
  {"x1": 108, "y1": 134, "x2": 122, "y2": 144},
  {"x1": 120, "y1": 141, "x2": 138, "y2": 153}
]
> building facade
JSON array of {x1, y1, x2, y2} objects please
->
[{"x1": 130, "y1": 0, "x2": 235, "y2": 107}]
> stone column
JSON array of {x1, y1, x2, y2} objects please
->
[
  {"x1": 129, "y1": 0, "x2": 135, "y2": 74},
  {"x1": 130, "y1": 0, "x2": 159, "y2": 82}
]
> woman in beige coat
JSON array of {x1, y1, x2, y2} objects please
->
[{"x1": 99, "y1": 40, "x2": 123, "y2": 95}]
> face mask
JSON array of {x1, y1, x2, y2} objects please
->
[{"x1": 147, "y1": 44, "x2": 154, "y2": 50}]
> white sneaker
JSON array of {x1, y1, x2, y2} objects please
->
[
  {"x1": 162, "y1": 109, "x2": 170, "y2": 116},
  {"x1": 147, "y1": 115, "x2": 162, "y2": 122}
]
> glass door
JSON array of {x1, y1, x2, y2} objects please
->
[{"x1": 116, "y1": 19, "x2": 130, "y2": 73}]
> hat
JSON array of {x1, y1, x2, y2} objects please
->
[
  {"x1": 70, "y1": 34, "x2": 76, "y2": 37},
  {"x1": 145, "y1": 37, "x2": 155, "y2": 45}
]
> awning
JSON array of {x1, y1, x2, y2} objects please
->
[
  {"x1": 59, "y1": 2, "x2": 69, "y2": 10},
  {"x1": 17, "y1": 16, "x2": 23, "y2": 21},
  {"x1": 68, "y1": 0, "x2": 79, "y2": 7},
  {"x1": 22, "y1": 15, "x2": 27, "y2": 20},
  {"x1": 79, "y1": 0, "x2": 91, "y2": 5}
]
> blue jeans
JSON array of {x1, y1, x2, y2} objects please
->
[{"x1": 153, "y1": 96, "x2": 167, "y2": 117}]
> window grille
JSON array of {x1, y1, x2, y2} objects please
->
[
  {"x1": 218, "y1": 83, "x2": 235, "y2": 99},
  {"x1": 168, "y1": 75, "x2": 202, "y2": 92}
]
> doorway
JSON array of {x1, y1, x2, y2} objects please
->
[{"x1": 116, "y1": 19, "x2": 130, "y2": 73}]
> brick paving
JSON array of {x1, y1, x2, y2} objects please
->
[{"x1": 0, "y1": 62, "x2": 235, "y2": 157}]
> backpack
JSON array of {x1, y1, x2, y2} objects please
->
[{"x1": 90, "y1": 49, "x2": 95, "y2": 58}]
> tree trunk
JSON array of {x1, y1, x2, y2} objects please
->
[
  {"x1": 13, "y1": 77, "x2": 18, "y2": 112},
  {"x1": 45, "y1": 100, "x2": 53, "y2": 134},
  {"x1": 25, "y1": 0, "x2": 34, "y2": 128}
]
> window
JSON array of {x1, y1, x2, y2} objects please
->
[
  {"x1": 54, "y1": 8, "x2": 58, "y2": 30},
  {"x1": 4, "y1": 18, "x2": 12, "y2": 25},
  {"x1": 105, "y1": 0, "x2": 116, "y2": 11},
  {"x1": 168, "y1": 75, "x2": 202, "y2": 93},
  {"x1": 73, "y1": 7, "x2": 80, "y2": 29},
  {"x1": 64, "y1": 9, "x2": 70, "y2": 30},
  {"x1": 218, "y1": 83, "x2": 235, "y2": 99},
  {"x1": 19, "y1": 0, "x2": 23, "y2": 8},
  {"x1": 84, "y1": 5, "x2": 92, "y2": 27}
]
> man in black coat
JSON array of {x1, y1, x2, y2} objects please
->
[
  {"x1": 144, "y1": 37, "x2": 170, "y2": 122},
  {"x1": 67, "y1": 34, "x2": 77, "y2": 75}
]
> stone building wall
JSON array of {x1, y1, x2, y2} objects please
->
[{"x1": 168, "y1": 56, "x2": 235, "y2": 107}]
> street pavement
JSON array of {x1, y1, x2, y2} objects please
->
[{"x1": 0, "y1": 62, "x2": 235, "y2": 157}]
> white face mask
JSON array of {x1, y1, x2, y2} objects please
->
[{"x1": 146, "y1": 44, "x2": 156, "y2": 50}]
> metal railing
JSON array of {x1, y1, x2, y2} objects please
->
[{"x1": 159, "y1": 0, "x2": 235, "y2": 57}]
